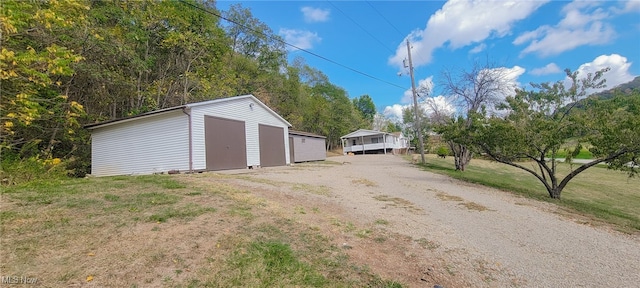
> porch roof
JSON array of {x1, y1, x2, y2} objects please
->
[{"x1": 340, "y1": 129, "x2": 389, "y2": 139}]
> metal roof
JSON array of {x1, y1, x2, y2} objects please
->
[
  {"x1": 340, "y1": 129, "x2": 390, "y2": 139},
  {"x1": 289, "y1": 130, "x2": 326, "y2": 139},
  {"x1": 84, "y1": 94, "x2": 291, "y2": 130}
]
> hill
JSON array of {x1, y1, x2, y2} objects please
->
[{"x1": 592, "y1": 76, "x2": 640, "y2": 99}]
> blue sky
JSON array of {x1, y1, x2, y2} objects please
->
[{"x1": 216, "y1": 1, "x2": 640, "y2": 121}]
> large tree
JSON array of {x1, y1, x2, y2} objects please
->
[
  {"x1": 437, "y1": 62, "x2": 516, "y2": 171},
  {"x1": 352, "y1": 94, "x2": 376, "y2": 127},
  {"x1": 473, "y1": 68, "x2": 639, "y2": 199}
]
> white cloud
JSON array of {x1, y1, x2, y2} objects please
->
[
  {"x1": 383, "y1": 95, "x2": 455, "y2": 124},
  {"x1": 279, "y1": 29, "x2": 321, "y2": 50},
  {"x1": 301, "y1": 7, "x2": 330, "y2": 23},
  {"x1": 383, "y1": 104, "x2": 405, "y2": 122},
  {"x1": 481, "y1": 66, "x2": 526, "y2": 113},
  {"x1": 389, "y1": 0, "x2": 547, "y2": 69},
  {"x1": 569, "y1": 54, "x2": 634, "y2": 94},
  {"x1": 401, "y1": 76, "x2": 434, "y2": 104},
  {"x1": 469, "y1": 43, "x2": 487, "y2": 54},
  {"x1": 424, "y1": 95, "x2": 456, "y2": 117},
  {"x1": 624, "y1": 0, "x2": 640, "y2": 12},
  {"x1": 515, "y1": 1, "x2": 616, "y2": 57},
  {"x1": 530, "y1": 63, "x2": 562, "y2": 76}
]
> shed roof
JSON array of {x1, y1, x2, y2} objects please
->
[
  {"x1": 289, "y1": 130, "x2": 326, "y2": 139},
  {"x1": 85, "y1": 94, "x2": 291, "y2": 130}
]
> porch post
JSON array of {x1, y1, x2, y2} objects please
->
[{"x1": 383, "y1": 134, "x2": 386, "y2": 154}]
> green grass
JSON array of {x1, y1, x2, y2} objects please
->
[
  {"x1": 417, "y1": 154, "x2": 640, "y2": 232},
  {"x1": 225, "y1": 241, "x2": 328, "y2": 286},
  {"x1": 551, "y1": 148, "x2": 594, "y2": 159},
  {"x1": 1, "y1": 174, "x2": 404, "y2": 287},
  {"x1": 199, "y1": 221, "x2": 405, "y2": 288}
]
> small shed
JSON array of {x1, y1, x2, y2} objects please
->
[
  {"x1": 85, "y1": 95, "x2": 292, "y2": 176},
  {"x1": 288, "y1": 130, "x2": 326, "y2": 163}
]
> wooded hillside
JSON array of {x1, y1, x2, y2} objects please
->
[{"x1": 1, "y1": 0, "x2": 373, "y2": 179}]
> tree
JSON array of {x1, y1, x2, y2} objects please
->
[
  {"x1": 223, "y1": 4, "x2": 286, "y2": 73},
  {"x1": 437, "y1": 62, "x2": 516, "y2": 171},
  {"x1": 1, "y1": 0, "x2": 89, "y2": 159},
  {"x1": 402, "y1": 107, "x2": 429, "y2": 150},
  {"x1": 352, "y1": 94, "x2": 376, "y2": 127},
  {"x1": 473, "y1": 68, "x2": 638, "y2": 199}
]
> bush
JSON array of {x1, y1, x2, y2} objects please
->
[
  {"x1": 1, "y1": 155, "x2": 69, "y2": 186},
  {"x1": 436, "y1": 146, "x2": 450, "y2": 158}
]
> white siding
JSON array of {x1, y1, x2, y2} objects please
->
[
  {"x1": 190, "y1": 97, "x2": 290, "y2": 169},
  {"x1": 291, "y1": 135, "x2": 326, "y2": 162},
  {"x1": 91, "y1": 111, "x2": 189, "y2": 176}
]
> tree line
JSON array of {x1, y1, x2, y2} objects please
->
[
  {"x1": 1, "y1": 0, "x2": 375, "y2": 180},
  {"x1": 3, "y1": 0, "x2": 636, "y2": 198}
]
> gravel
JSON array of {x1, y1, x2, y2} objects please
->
[{"x1": 246, "y1": 154, "x2": 640, "y2": 287}]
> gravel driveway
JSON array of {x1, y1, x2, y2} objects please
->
[{"x1": 241, "y1": 154, "x2": 640, "y2": 287}]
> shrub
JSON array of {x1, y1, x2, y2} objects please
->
[
  {"x1": 436, "y1": 146, "x2": 450, "y2": 158},
  {"x1": 1, "y1": 155, "x2": 69, "y2": 185}
]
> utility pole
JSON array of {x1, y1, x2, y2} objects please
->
[{"x1": 406, "y1": 39, "x2": 425, "y2": 164}]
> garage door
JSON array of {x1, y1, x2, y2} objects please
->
[
  {"x1": 204, "y1": 115, "x2": 247, "y2": 170},
  {"x1": 259, "y1": 124, "x2": 286, "y2": 167}
]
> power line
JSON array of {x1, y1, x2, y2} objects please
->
[
  {"x1": 365, "y1": 1, "x2": 405, "y2": 39},
  {"x1": 178, "y1": 0, "x2": 406, "y2": 91},
  {"x1": 326, "y1": 0, "x2": 396, "y2": 54}
]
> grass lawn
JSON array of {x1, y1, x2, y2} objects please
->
[
  {"x1": 550, "y1": 147, "x2": 594, "y2": 159},
  {"x1": 1, "y1": 175, "x2": 403, "y2": 287},
  {"x1": 416, "y1": 154, "x2": 640, "y2": 233}
]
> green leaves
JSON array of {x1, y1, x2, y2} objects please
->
[
  {"x1": 472, "y1": 68, "x2": 638, "y2": 198},
  {"x1": 1, "y1": 0, "x2": 88, "y2": 155}
]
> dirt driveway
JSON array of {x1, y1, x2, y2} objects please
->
[{"x1": 217, "y1": 154, "x2": 640, "y2": 287}]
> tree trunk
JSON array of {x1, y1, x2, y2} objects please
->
[
  {"x1": 548, "y1": 187, "x2": 561, "y2": 199},
  {"x1": 449, "y1": 142, "x2": 472, "y2": 171}
]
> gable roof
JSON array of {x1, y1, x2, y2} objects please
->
[
  {"x1": 85, "y1": 94, "x2": 291, "y2": 130},
  {"x1": 341, "y1": 129, "x2": 391, "y2": 139}
]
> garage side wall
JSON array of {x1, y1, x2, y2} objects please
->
[
  {"x1": 190, "y1": 97, "x2": 290, "y2": 169},
  {"x1": 291, "y1": 135, "x2": 326, "y2": 162},
  {"x1": 91, "y1": 111, "x2": 189, "y2": 176}
]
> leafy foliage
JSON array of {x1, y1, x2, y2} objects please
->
[
  {"x1": 1, "y1": 1, "x2": 370, "y2": 181},
  {"x1": 353, "y1": 94, "x2": 376, "y2": 127},
  {"x1": 474, "y1": 68, "x2": 638, "y2": 199}
]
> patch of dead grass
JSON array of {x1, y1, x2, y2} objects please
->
[
  {"x1": 458, "y1": 201, "x2": 490, "y2": 212},
  {"x1": 436, "y1": 192, "x2": 491, "y2": 212},
  {"x1": 436, "y1": 192, "x2": 464, "y2": 202},
  {"x1": 292, "y1": 183, "x2": 331, "y2": 196},
  {"x1": 351, "y1": 178, "x2": 378, "y2": 187},
  {"x1": 1, "y1": 174, "x2": 410, "y2": 287},
  {"x1": 373, "y1": 195, "x2": 423, "y2": 214}
]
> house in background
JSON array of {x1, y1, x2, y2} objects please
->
[
  {"x1": 288, "y1": 130, "x2": 326, "y2": 163},
  {"x1": 85, "y1": 94, "x2": 291, "y2": 177},
  {"x1": 340, "y1": 129, "x2": 409, "y2": 155}
]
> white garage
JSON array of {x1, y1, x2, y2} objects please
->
[{"x1": 85, "y1": 95, "x2": 292, "y2": 177}]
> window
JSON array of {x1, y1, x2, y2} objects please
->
[
  {"x1": 352, "y1": 139, "x2": 356, "y2": 146},
  {"x1": 371, "y1": 137, "x2": 379, "y2": 144},
  {"x1": 301, "y1": 138, "x2": 306, "y2": 143}
]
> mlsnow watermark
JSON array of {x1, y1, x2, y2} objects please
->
[{"x1": 1, "y1": 275, "x2": 38, "y2": 284}]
